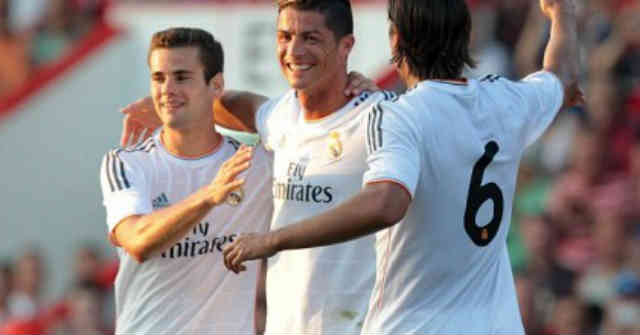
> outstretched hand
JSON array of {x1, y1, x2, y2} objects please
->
[
  {"x1": 345, "y1": 71, "x2": 379, "y2": 97},
  {"x1": 120, "y1": 97, "x2": 162, "y2": 147},
  {"x1": 223, "y1": 233, "x2": 277, "y2": 274}
]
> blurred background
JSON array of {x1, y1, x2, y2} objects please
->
[{"x1": 0, "y1": 0, "x2": 639, "y2": 333}]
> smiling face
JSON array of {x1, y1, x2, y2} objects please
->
[
  {"x1": 149, "y1": 47, "x2": 222, "y2": 130},
  {"x1": 276, "y1": 7, "x2": 353, "y2": 94}
]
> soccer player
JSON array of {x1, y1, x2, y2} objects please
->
[
  {"x1": 223, "y1": 0, "x2": 582, "y2": 333},
  {"x1": 99, "y1": 27, "x2": 274, "y2": 334},
  {"x1": 118, "y1": 1, "x2": 392, "y2": 332}
]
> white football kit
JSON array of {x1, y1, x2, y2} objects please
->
[
  {"x1": 99, "y1": 132, "x2": 273, "y2": 334},
  {"x1": 361, "y1": 71, "x2": 564, "y2": 333},
  {"x1": 256, "y1": 90, "x2": 397, "y2": 333}
]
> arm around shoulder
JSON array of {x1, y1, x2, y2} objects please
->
[{"x1": 214, "y1": 91, "x2": 268, "y2": 133}]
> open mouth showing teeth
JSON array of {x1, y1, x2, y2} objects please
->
[
  {"x1": 162, "y1": 103, "x2": 184, "y2": 109},
  {"x1": 288, "y1": 64, "x2": 312, "y2": 71}
]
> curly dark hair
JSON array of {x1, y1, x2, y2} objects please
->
[{"x1": 388, "y1": 0, "x2": 475, "y2": 80}]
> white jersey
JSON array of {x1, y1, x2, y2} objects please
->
[
  {"x1": 361, "y1": 71, "x2": 564, "y2": 333},
  {"x1": 99, "y1": 132, "x2": 273, "y2": 334},
  {"x1": 256, "y1": 90, "x2": 397, "y2": 333}
]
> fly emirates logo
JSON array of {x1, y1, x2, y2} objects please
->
[{"x1": 273, "y1": 161, "x2": 333, "y2": 204}]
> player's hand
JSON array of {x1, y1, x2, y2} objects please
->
[
  {"x1": 208, "y1": 145, "x2": 253, "y2": 205},
  {"x1": 222, "y1": 233, "x2": 277, "y2": 274},
  {"x1": 345, "y1": 71, "x2": 379, "y2": 97},
  {"x1": 540, "y1": 0, "x2": 576, "y2": 18},
  {"x1": 120, "y1": 97, "x2": 162, "y2": 147}
]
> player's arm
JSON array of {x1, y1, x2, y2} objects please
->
[
  {"x1": 254, "y1": 258, "x2": 267, "y2": 335},
  {"x1": 223, "y1": 182, "x2": 409, "y2": 272},
  {"x1": 110, "y1": 146, "x2": 254, "y2": 263},
  {"x1": 539, "y1": 0, "x2": 581, "y2": 108},
  {"x1": 214, "y1": 91, "x2": 267, "y2": 133},
  {"x1": 223, "y1": 103, "x2": 419, "y2": 272}
]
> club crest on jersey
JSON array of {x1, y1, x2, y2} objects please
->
[
  {"x1": 327, "y1": 131, "x2": 343, "y2": 160},
  {"x1": 226, "y1": 188, "x2": 244, "y2": 206}
]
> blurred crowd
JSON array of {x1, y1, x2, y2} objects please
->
[
  {"x1": 1, "y1": 0, "x2": 640, "y2": 333},
  {"x1": 0, "y1": 0, "x2": 107, "y2": 99},
  {"x1": 469, "y1": 0, "x2": 640, "y2": 333},
  {"x1": 0, "y1": 246, "x2": 118, "y2": 334}
]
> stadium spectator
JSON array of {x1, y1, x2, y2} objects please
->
[
  {"x1": 30, "y1": 0, "x2": 75, "y2": 66},
  {"x1": 0, "y1": 263, "x2": 12, "y2": 324},
  {"x1": 60, "y1": 281, "x2": 109, "y2": 335},
  {"x1": 7, "y1": 248, "x2": 45, "y2": 320},
  {"x1": 72, "y1": 244, "x2": 102, "y2": 285},
  {"x1": 0, "y1": 0, "x2": 30, "y2": 98},
  {"x1": 545, "y1": 295, "x2": 588, "y2": 333}
]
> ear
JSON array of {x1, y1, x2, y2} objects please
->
[
  {"x1": 209, "y1": 72, "x2": 225, "y2": 97},
  {"x1": 339, "y1": 34, "x2": 355, "y2": 62}
]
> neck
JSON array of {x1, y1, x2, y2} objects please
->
[
  {"x1": 298, "y1": 73, "x2": 350, "y2": 121},
  {"x1": 161, "y1": 122, "x2": 221, "y2": 159}
]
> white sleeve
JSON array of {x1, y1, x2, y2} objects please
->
[
  {"x1": 518, "y1": 70, "x2": 564, "y2": 147},
  {"x1": 362, "y1": 101, "x2": 420, "y2": 198},
  {"x1": 99, "y1": 150, "x2": 152, "y2": 234},
  {"x1": 254, "y1": 97, "x2": 280, "y2": 152}
]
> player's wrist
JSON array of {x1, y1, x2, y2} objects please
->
[
  {"x1": 264, "y1": 231, "x2": 282, "y2": 255},
  {"x1": 202, "y1": 184, "x2": 222, "y2": 207},
  {"x1": 547, "y1": 4, "x2": 577, "y2": 22}
]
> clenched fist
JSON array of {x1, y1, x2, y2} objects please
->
[{"x1": 540, "y1": 0, "x2": 576, "y2": 18}]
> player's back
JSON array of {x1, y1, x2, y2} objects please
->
[{"x1": 362, "y1": 72, "x2": 563, "y2": 333}]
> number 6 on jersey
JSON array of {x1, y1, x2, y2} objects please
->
[{"x1": 464, "y1": 141, "x2": 504, "y2": 247}]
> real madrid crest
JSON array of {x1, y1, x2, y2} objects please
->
[
  {"x1": 226, "y1": 188, "x2": 244, "y2": 206},
  {"x1": 327, "y1": 131, "x2": 343, "y2": 160}
]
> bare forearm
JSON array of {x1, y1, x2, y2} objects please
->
[
  {"x1": 543, "y1": 9, "x2": 579, "y2": 88},
  {"x1": 132, "y1": 187, "x2": 216, "y2": 260},
  {"x1": 214, "y1": 90, "x2": 267, "y2": 132},
  {"x1": 270, "y1": 184, "x2": 408, "y2": 252}
]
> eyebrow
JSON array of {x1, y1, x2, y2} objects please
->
[
  {"x1": 151, "y1": 70, "x2": 194, "y2": 76},
  {"x1": 277, "y1": 29, "x2": 322, "y2": 35}
]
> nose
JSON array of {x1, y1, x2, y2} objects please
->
[
  {"x1": 161, "y1": 77, "x2": 177, "y2": 95},
  {"x1": 287, "y1": 35, "x2": 305, "y2": 59}
]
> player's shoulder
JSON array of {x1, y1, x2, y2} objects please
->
[
  {"x1": 104, "y1": 137, "x2": 159, "y2": 164},
  {"x1": 354, "y1": 90, "x2": 398, "y2": 108},
  {"x1": 223, "y1": 136, "x2": 272, "y2": 166},
  {"x1": 479, "y1": 71, "x2": 560, "y2": 88},
  {"x1": 259, "y1": 90, "x2": 296, "y2": 114}
]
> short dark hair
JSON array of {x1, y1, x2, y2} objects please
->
[
  {"x1": 148, "y1": 27, "x2": 224, "y2": 83},
  {"x1": 277, "y1": 0, "x2": 353, "y2": 41},
  {"x1": 388, "y1": 0, "x2": 475, "y2": 80}
]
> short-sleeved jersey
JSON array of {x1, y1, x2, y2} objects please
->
[
  {"x1": 255, "y1": 90, "x2": 397, "y2": 333},
  {"x1": 99, "y1": 131, "x2": 273, "y2": 334},
  {"x1": 361, "y1": 71, "x2": 564, "y2": 333}
]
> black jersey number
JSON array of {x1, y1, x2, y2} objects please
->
[{"x1": 464, "y1": 141, "x2": 504, "y2": 247}]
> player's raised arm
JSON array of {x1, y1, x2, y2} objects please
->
[
  {"x1": 108, "y1": 146, "x2": 253, "y2": 263},
  {"x1": 539, "y1": 0, "x2": 581, "y2": 108}
]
